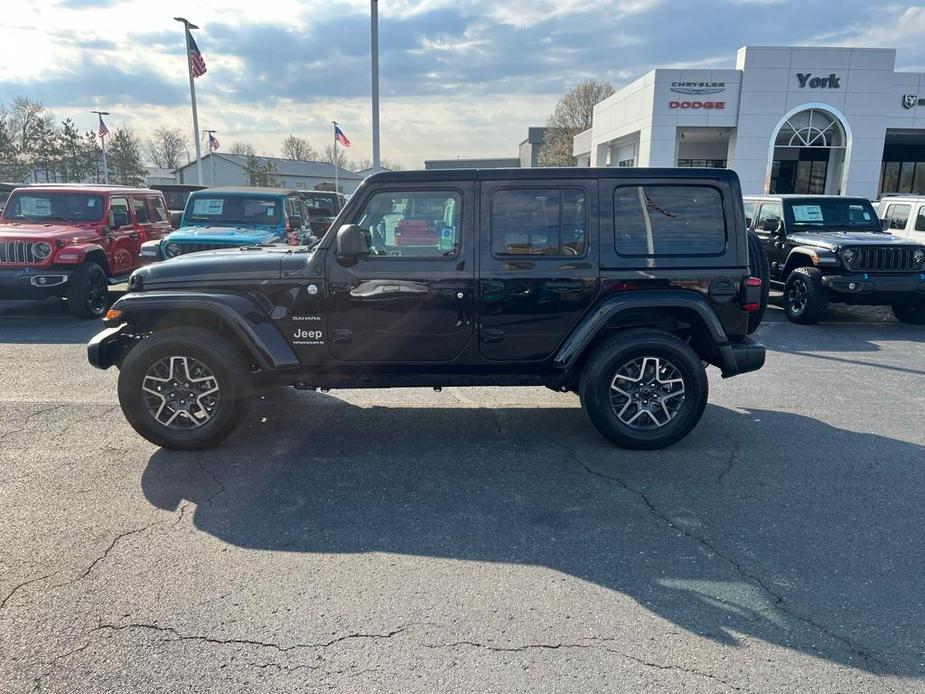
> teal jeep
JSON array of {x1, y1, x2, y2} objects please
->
[{"x1": 140, "y1": 187, "x2": 311, "y2": 262}]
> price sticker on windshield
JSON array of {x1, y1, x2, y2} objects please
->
[{"x1": 792, "y1": 205, "x2": 823, "y2": 222}]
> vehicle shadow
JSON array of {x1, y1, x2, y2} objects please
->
[
  {"x1": 0, "y1": 299, "x2": 110, "y2": 344},
  {"x1": 140, "y1": 391, "x2": 924, "y2": 676}
]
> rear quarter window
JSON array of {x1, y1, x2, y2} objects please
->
[{"x1": 614, "y1": 185, "x2": 727, "y2": 256}]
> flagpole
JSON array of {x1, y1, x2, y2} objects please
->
[
  {"x1": 205, "y1": 129, "x2": 217, "y2": 186},
  {"x1": 332, "y1": 121, "x2": 339, "y2": 194},
  {"x1": 371, "y1": 0, "x2": 381, "y2": 170},
  {"x1": 91, "y1": 110, "x2": 109, "y2": 184},
  {"x1": 176, "y1": 17, "x2": 203, "y2": 185}
]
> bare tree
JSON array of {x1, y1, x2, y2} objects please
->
[
  {"x1": 145, "y1": 126, "x2": 190, "y2": 169},
  {"x1": 323, "y1": 144, "x2": 352, "y2": 170},
  {"x1": 228, "y1": 141, "x2": 256, "y2": 157},
  {"x1": 353, "y1": 158, "x2": 404, "y2": 172},
  {"x1": 281, "y1": 134, "x2": 317, "y2": 161},
  {"x1": 9, "y1": 97, "x2": 45, "y2": 155},
  {"x1": 538, "y1": 79, "x2": 615, "y2": 167}
]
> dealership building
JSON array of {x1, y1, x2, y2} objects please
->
[{"x1": 573, "y1": 45, "x2": 925, "y2": 199}]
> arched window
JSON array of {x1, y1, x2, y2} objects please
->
[{"x1": 774, "y1": 108, "x2": 844, "y2": 148}]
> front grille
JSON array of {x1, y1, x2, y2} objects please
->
[
  {"x1": 846, "y1": 247, "x2": 923, "y2": 273},
  {"x1": 0, "y1": 241, "x2": 39, "y2": 264},
  {"x1": 176, "y1": 242, "x2": 228, "y2": 255}
]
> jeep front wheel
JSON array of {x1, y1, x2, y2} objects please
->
[
  {"x1": 117, "y1": 327, "x2": 251, "y2": 450},
  {"x1": 579, "y1": 330, "x2": 708, "y2": 450},
  {"x1": 784, "y1": 267, "x2": 828, "y2": 324},
  {"x1": 66, "y1": 262, "x2": 110, "y2": 319}
]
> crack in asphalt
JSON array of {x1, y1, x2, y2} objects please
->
[
  {"x1": 197, "y1": 461, "x2": 227, "y2": 505},
  {"x1": 558, "y1": 444, "x2": 889, "y2": 672},
  {"x1": 426, "y1": 637, "x2": 745, "y2": 691},
  {"x1": 91, "y1": 622, "x2": 415, "y2": 652},
  {"x1": 0, "y1": 573, "x2": 54, "y2": 610},
  {"x1": 718, "y1": 438, "x2": 742, "y2": 485}
]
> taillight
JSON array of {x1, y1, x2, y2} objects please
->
[{"x1": 742, "y1": 276, "x2": 762, "y2": 312}]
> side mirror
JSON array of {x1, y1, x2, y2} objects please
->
[
  {"x1": 169, "y1": 210, "x2": 183, "y2": 229},
  {"x1": 335, "y1": 224, "x2": 369, "y2": 265},
  {"x1": 744, "y1": 216, "x2": 753, "y2": 228},
  {"x1": 289, "y1": 214, "x2": 303, "y2": 230},
  {"x1": 761, "y1": 218, "x2": 782, "y2": 234},
  {"x1": 881, "y1": 218, "x2": 891, "y2": 231}
]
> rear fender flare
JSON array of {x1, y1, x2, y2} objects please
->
[
  {"x1": 108, "y1": 291, "x2": 299, "y2": 370},
  {"x1": 553, "y1": 289, "x2": 729, "y2": 373}
]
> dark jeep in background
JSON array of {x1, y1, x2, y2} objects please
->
[
  {"x1": 745, "y1": 195, "x2": 925, "y2": 324},
  {"x1": 88, "y1": 168, "x2": 766, "y2": 451}
]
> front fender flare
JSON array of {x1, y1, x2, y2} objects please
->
[
  {"x1": 552, "y1": 289, "x2": 730, "y2": 372},
  {"x1": 103, "y1": 291, "x2": 299, "y2": 371},
  {"x1": 53, "y1": 243, "x2": 106, "y2": 265}
]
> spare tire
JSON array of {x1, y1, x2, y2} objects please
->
[{"x1": 746, "y1": 230, "x2": 770, "y2": 334}]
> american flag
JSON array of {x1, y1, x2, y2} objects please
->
[
  {"x1": 208, "y1": 132, "x2": 220, "y2": 151},
  {"x1": 98, "y1": 116, "x2": 109, "y2": 138},
  {"x1": 187, "y1": 30, "x2": 207, "y2": 78},
  {"x1": 334, "y1": 123, "x2": 351, "y2": 148}
]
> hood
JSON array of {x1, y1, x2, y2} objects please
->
[
  {"x1": 167, "y1": 225, "x2": 281, "y2": 243},
  {"x1": 788, "y1": 230, "x2": 925, "y2": 250},
  {"x1": 133, "y1": 245, "x2": 310, "y2": 287},
  {"x1": 0, "y1": 221, "x2": 102, "y2": 243}
]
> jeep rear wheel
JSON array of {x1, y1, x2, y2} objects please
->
[
  {"x1": 66, "y1": 262, "x2": 110, "y2": 319},
  {"x1": 784, "y1": 267, "x2": 828, "y2": 324},
  {"x1": 117, "y1": 327, "x2": 251, "y2": 450},
  {"x1": 891, "y1": 301, "x2": 925, "y2": 324},
  {"x1": 579, "y1": 330, "x2": 708, "y2": 450}
]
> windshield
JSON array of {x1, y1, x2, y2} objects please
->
[
  {"x1": 2, "y1": 192, "x2": 106, "y2": 222},
  {"x1": 302, "y1": 193, "x2": 338, "y2": 217},
  {"x1": 184, "y1": 195, "x2": 282, "y2": 225},
  {"x1": 783, "y1": 198, "x2": 881, "y2": 232}
]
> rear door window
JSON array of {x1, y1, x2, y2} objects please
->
[
  {"x1": 152, "y1": 196, "x2": 169, "y2": 223},
  {"x1": 132, "y1": 196, "x2": 150, "y2": 223},
  {"x1": 490, "y1": 188, "x2": 587, "y2": 257},
  {"x1": 613, "y1": 185, "x2": 726, "y2": 256}
]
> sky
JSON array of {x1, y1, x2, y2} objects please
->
[{"x1": 1, "y1": 1, "x2": 925, "y2": 168}]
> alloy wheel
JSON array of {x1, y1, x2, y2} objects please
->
[
  {"x1": 787, "y1": 278, "x2": 807, "y2": 315},
  {"x1": 141, "y1": 355, "x2": 220, "y2": 429},
  {"x1": 609, "y1": 356, "x2": 686, "y2": 430},
  {"x1": 87, "y1": 270, "x2": 109, "y2": 316}
]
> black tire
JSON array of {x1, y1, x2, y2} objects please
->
[
  {"x1": 746, "y1": 230, "x2": 770, "y2": 334},
  {"x1": 891, "y1": 302, "x2": 925, "y2": 324},
  {"x1": 117, "y1": 327, "x2": 251, "y2": 450},
  {"x1": 579, "y1": 329, "x2": 709, "y2": 450},
  {"x1": 66, "y1": 262, "x2": 110, "y2": 319},
  {"x1": 783, "y1": 267, "x2": 828, "y2": 324}
]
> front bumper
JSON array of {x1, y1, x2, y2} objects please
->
[
  {"x1": 717, "y1": 337, "x2": 766, "y2": 379},
  {"x1": 822, "y1": 272, "x2": 925, "y2": 299},
  {"x1": 87, "y1": 323, "x2": 130, "y2": 370},
  {"x1": 0, "y1": 266, "x2": 72, "y2": 299}
]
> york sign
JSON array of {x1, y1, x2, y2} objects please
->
[{"x1": 796, "y1": 72, "x2": 841, "y2": 89}]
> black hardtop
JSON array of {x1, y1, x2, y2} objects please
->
[
  {"x1": 365, "y1": 167, "x2": 740, "y2": 184},
  {"x1": 193, "y1": 186, "x2": 300, "y2": 196}
]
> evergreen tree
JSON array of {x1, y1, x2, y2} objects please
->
[{"x1": 108, "y1": 127, "x2": 147, "y2": 185}]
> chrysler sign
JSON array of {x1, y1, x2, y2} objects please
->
[{"x1": 670, "y1": 81, "x2": 726, "y2": 95}]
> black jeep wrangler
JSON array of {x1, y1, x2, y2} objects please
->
[
  {"x1": 744, "y1": 195, "x2": 925, "y2": 324},
  {"x1": 88, "y1": 168, "x2": 766, "y2": 451}
]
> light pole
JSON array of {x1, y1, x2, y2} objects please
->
[
  {"x1": 371, "y1": 0, "x2": 380, "y2": 170},
  {"x1": 90, "y1": 110, "x2": 109, "y2": 184},
  {"x1": 175, "y1": 17, "x2": 204, "y2": 185}
]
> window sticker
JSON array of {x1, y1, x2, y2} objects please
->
[
  {"x1": 193, "y1": 198, "x2": 225, "y2": 215},
  {"x1": 21, "y1": 197, "x2": 52, "y2": 216},
  {"x1": 439, "y1": 226, "x2": 455, "y2": 251},
  {"x1": 87, "y1": 198, "x2": 96, "y2": 207},
  {"x1": 792, "y1": 205, "x2": 824, "y2": 222}
]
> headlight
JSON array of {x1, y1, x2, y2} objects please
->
[
  {"x1": 840, "y1": 248, "x2": 857, "y2": 263},
  {"x1": 164, "y1": 242, "x2": 182, "y2": 258},
  {"x1": 32, "y1": 242, "x2": 52, "y2": 260},
  {"x1": 914, "y1": 249, "x2": 925, "y2": 265}
]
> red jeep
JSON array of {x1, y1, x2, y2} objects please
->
[{"x1": 0, "y1": 185, "x2": 172, "y2": 318}]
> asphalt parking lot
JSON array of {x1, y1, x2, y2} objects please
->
[{"x1": 1, "y1": 294, "x2": 923, "y2": 693}]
